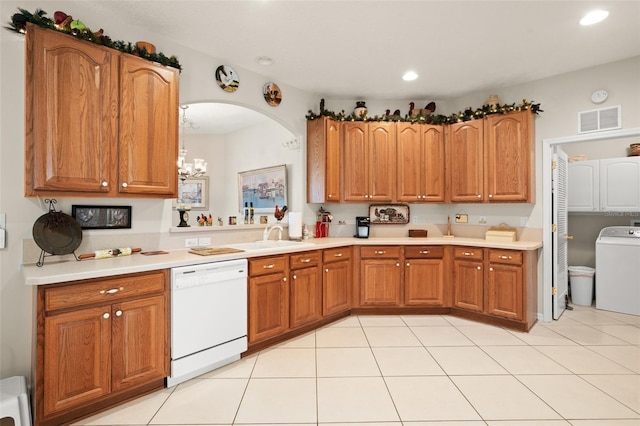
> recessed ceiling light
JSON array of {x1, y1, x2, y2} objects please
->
[
  {"x1": 403, "y1": 71, "x2": 418, "y2": 81},
  {"x1": 256, "y1": 56, "x2": 274, "y2": 66},
  {"x1": 580, "y1": 9, "x2": 609, "y2": 26}
]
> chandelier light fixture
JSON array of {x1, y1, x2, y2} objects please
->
[{"x1": 177, "y1": 105, "x2": 207, "y2": 181}]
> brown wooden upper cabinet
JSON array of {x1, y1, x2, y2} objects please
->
[
  {"x1": 25, "y1": 24, "x2": 179, "y2": 198},
  {"x1": 396, "y1": 123, "x2": 446, "y2": 202},
  {"x1": 447, "y1": 110, "x2": 535, "y2": 203},
  {"x1": 307, "y1": 117, "x2": 341, "y2": 203},
  {"x1": 343, "y1": 121, "x2": 396, "y2": 202}
]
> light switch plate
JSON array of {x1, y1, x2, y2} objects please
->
[{"x1": 0, "y1": 229, "x2": 5, "y2": 249}]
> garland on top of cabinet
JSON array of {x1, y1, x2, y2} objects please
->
[
  {"x1": 6, "y1": 8, "x2": 182, "y2": 71},
  {"x1": 306, "y1": 99, "x2": 542, "y2": 124}
]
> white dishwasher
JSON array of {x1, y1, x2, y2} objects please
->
[
  {"x1": 168, "y1": 258, "x2": 248, "y2": 387},
  {"x1": 595, "y1": 227, "x2": 640, "y2": 316}
]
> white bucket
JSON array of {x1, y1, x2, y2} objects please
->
[{"x1": 569, "y1": 266, "x2": 595, "y2": 306}]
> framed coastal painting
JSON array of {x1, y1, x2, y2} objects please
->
[
  {"x1": 238, "y1": 165, "x2": 287, "y2": 213},
  {"x1": 174, "y1": 177, "x2": 209, "y2": 210}
]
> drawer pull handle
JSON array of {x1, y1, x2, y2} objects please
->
[
  {"x1": 100, "y1": 287, "x2": 123, "y2": 295},
  {"x1": 334, "y1": 253, "x2": 343, "y2": 257},
  {"x1": 263, "y1": 264, "x2": 275, "y2": 269},
  {"x1": 499, "y1": 255, "x2": 512, "y2": 260},
  {"x1": 419, "y1": 250, "x2": 430, "y2": 254},
  {"x1": 375, "y1": 250, "x2": 386, "y2": 255},
  {"x1": 103, "y1": 313, "x2": 110, "y2": 319},
  {"x1": 463, "y1": 252, "x2": 473, "y2": 256},
  {"x1": 300, "y1": 258, "x2": 312, "y2": 263},
  {"x1": 115, "y1": 310, "x2": 123, "y2": 317}
]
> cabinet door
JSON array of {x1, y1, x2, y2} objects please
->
[
  {"x1": 599, "y1": 157, "x2": 640, "y2": 211},
  {"x1": 119, "y1": 55, "x2": 178, "y2": 196},
  {"x1": 323, "y1": 259, "x2": 352, "y2": 316},
  {"x1": 368, "y1": 122, "x2": 396, "y2": 202},
  {"x1": 448, "y1": 120, "x2": 484, "y2": 202},
  {"x1": 290, "y1": 266, "x2": 323, "y2": 329},
  {"x1": 452, "y1": 259, "x2": 484, "y2": 312},
  {"x1": 484, "y1": 111, "x2": 533, "y2": 202},
  {"x1": 487, "y1": 263, "x2": 523, "y2": 320},
  {"x1": 396, "y1": 123, "x2": 423, "y2": 202},
  {"x1": 307, "y1": 118, "x2": 341, "y2": 202},
  {"x1": 26, "y1": 24, "x2": 117, "y2": 196},
  {"x1": 404, "y1": 259, "x2": 445, "y2": 306},
  {"x1": 568, "y1": 160, "x2": 599, "y2": 212},
  {"x1": 248, "y1": 272, "x2": 289, "y2": 343},
  {"x1": 343, "y1": 122, "x2": 369, "y2": 201},
  {"x1": 43, "y1": 306, "x2": 112, "y2": 416},
  {"x1": 360, "y1": 259, "x2": 402, "y2": 306},
  {"x1": 111, "y1": 295, "x2": 168, "y2": 391},
  {"x1": 422, "y1": 124, "x2": 446, "y2": 202}
]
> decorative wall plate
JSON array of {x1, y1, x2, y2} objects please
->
[
  {"x1": 263, "y1": 82, "x2": 282, "y2": 106},
  {"x1": 369, "y1": 204, "x2": 410, "y2": 224},
  {"x1": 215, "y1": 65, "x2": 239, "y2": 92}
]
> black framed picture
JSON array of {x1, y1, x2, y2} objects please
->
[{"x1": 72, "y1": 205, "x2": 132, "y2": 229}]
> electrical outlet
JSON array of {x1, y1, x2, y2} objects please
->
[
  {"x1": 185, "y1": 238, "x2": 198, "y2": 248},
  {"x1": 198, "y1": 237, "x2": 211, "y2": 246},
  {"x1": 455, "y1": 214, "x2": 468, "y2": 223},
  {"x1": 412, "y1": 215, "x2": 419, "y2": 224},
  {"x1": 479, "y1": 216, "x2": 487, "y2": 224},
  {"x1": 520, "y1": 217, "x2": 528, "y2": 227}
]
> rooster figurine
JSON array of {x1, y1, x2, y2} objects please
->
[{"x1": 274, "y1": 205, "x2": 288, "y2": 222}]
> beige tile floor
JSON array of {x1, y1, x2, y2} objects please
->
[{"x1": 73, "y1": 305, "x2": 640, "y2": 426}]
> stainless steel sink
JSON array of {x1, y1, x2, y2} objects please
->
[{"x1": 226, "y1": 240, "x2": 315, "y2": 251}]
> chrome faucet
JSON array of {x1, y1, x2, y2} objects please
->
[{"x1": 263, "y1": 224, "x2": 284, "y2": 241}]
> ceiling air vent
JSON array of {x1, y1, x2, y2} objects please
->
[{"x1": 578, "y1": 105, "x2": 621, "y2": 134}]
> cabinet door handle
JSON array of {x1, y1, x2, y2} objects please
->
[
  {"x1": 489, "y1": 194, "x2": 493, "y2": 198},
  {"x1": 263, "y1": 264, "x2": 275, "y2": 269},
  {"x1": 334, "y1": 253, "x2": 343, "y2": 257},
  {"x1": 374, "y1": 250, "x2": 386, "y2": 255},
  {"x1": 292, "y1": 275, "x2": 297, "y2": 280},
  {"x1": 565, "y1": 235, "x2": 574, "y2": 240},
  {"x1": 115, "y1": 310, "x2": 123, "y2": 317},
  {"x1": 477, "y1": 194, "x2": 482, "y2": 198},
  {"x1": 283, "y1": 277, "x2": 287, "y2": 282},
  {"x1": 328, "y1": 194, "x2": 333, "y2": 198},
  {"x1": 477, "y1": 266, "x2": 482, "y2": 270},
  {"x1": 121, "y1": 182, "x2": 128, "y2": 188},
  {"x1": 396, "y1": 262, "x2": 400, "y2": 267},
  {"x1": 499, "y1": 255, "x2": 512, "y2": 260},
  {"x1": 100, "y1": 287, "x2": 124, "y2": 295},
  {"x1": 103, "y1": 313, "x2": 110, "y2": 319},
  {"x1": 419, "y1": 250, "x2": 430, "y2": 254},
  {"x1": 325, "y1": 268, "x2": 329, "y2": 272},
  {"x1": 300, "y1": 258, "x2": 312, "y2": 263},
  {"x1": 463, "y1": 252, "x2": 474, "y2": 256},
  {"x1": 406, "y1": 262, "x2": 410, "y2": 267},
  {"x1": 489, "y1": 267, "x2": 494, "y2": 272},
  {"x1": 101, "y1": 181, "x2": 108, "y2": 187},
  {"x1": 365, "y1": 195, "x2": 369, "y2": 199}
]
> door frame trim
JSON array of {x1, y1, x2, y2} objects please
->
[{"x1": 542, "y1": 127, "x2": 640, "y2": 322}]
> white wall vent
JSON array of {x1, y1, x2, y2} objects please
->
[{"x1": 578, "y1": 105, "x2": 621, "y2": 134}]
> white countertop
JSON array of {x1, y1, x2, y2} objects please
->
[{"x1": 22, "y1": 237, "x2": 542, "y2": 286}]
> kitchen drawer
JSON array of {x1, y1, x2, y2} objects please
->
[
  {"x1": 290, "y1": 251, "x2": 321, "y2": 269},
  {"x1": 489, "y1": 250, "x2": 523, "y2": 265},
  {"x1": 249, "y1": 255, "x2": 287, "y2": 276},
  {"x1": 44, "y1": 270, "x2": 167, "y2": 312},
  {"x1": 360, "y1": 246, "x2": 401, "y2": 259},
  {"x1": 453, "y1": 247, "x2": 484, "y2": 260},
  {"x1": 404, "y1": 246, "x2": 444, "y2": 259},
  {"x1": 323, "y1": 246, "x2": 352, "y2": 263}
]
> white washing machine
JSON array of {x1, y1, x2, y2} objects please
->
[{"x1": 595, "y1": 226, "x2": 640, "y2": 316}]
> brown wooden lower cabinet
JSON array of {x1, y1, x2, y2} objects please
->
[
  {"x1": 322, "y1": 247, "x2": 352, "y2": 316},
  {"x1": 35, "y1": 270, "x2": 169, "y2": 426},
  {"x1": 452, "y1": 247, "x2": 485, "y2": 312},
  {"x1": 289, "y1": 251, "x2": 323, "y2": 329},
  {"x1": 404, "y1": 246, "x2": 447, "y2": 306},
  {"x1": 248, "y1": 255, "x2": 289, "y2": 344},
  {"x1": 359, "y1": 246, "x2": 403, "y2": 306}
]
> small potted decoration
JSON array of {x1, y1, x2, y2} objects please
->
[{"x1": 354, "y1": 101, "x2": 367, "y2": 119}]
